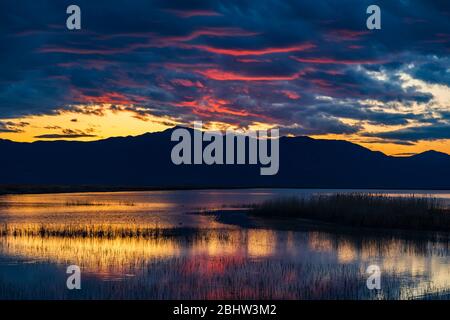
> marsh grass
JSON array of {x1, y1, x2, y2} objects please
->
[
  {"x1": 64, "y1": 200, "x2": 135, "y2": 206},
  {"x1": 251, "y1": 193, "x2": 450, "y2": 232},
  {"x1": 0, "y1": 223, "x2": 203, "y2": 239},
  {"x1": 0, "y1": 253, "x2": 447, "y2": 299}
]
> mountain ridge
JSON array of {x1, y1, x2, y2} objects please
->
[
  {"x1": 1, "y1": 127, "x2": 449, "y2": 190},
  {"x1": 1, "y1": 128, "x2": 447, "y2": 159}
]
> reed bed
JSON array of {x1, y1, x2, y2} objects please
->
[
  {"x1": 0, "y1": 223, "x2": 202, "y2": 239},
  {"x1": 1, "y1": 254, "x2": 447, "y2": 299},
  {"x1": 251, "y1": 193, "x2": 450, "y2": 232},
  {"x1": 64, "y1": 200, "x2": 135, "y2": 206}
]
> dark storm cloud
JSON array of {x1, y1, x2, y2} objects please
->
[
  {"x1": 303, "y1": 102, "x2": 427, "y2": 126},
  {"x1": 409, "y1": 57, "x2": 450, "y2": 86},
  {"x1": 279, "y1": 113, "x2": 362, "y2": 136},
  {"x1": 34, "y1": 128, "x2": 97, "y2": 139},
  {"x1": 0, "y1": 0, "x2": 448, "y2": 138},
  {"x1": 0, "y1": 120, "x2": 30, "y2": 133},
  {"x1": 365, "y1": 123, "x2": 450, "y2": 142},
  {"x1": 34, "y1": 133, "x2": 97, "y2": 139}
]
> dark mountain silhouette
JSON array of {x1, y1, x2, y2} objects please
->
[{"x1": 1, "y1": 126, "x2": 450, "y2": 192}]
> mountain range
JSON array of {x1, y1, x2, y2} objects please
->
[{"x1": 1, "y1": 126, "x2": 449, "y2": 192}]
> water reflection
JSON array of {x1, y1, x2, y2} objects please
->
[
  {"x1": 1, "y1": 226, "x2": 449, "y2": 299},
  {"x1": 0, "y1": 190, "x2": 449, "y2": 299}
]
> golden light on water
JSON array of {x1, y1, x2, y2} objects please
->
[
  {"x1": 190, "y1": 231, "x2": 240, "y2": 256},
  {"x1": 1, "y1": 192, "x2": 450, "y2": 299},
  {"x1": 336, "y1": 241, "x2": 357, "y2": 263},
  {"x1": 246, "y1": 229, "x2": 277, "y2": 258},
  {"x1": 1, "y1": 224, "x2": 449, "y2": 298},
  {"x1": 0, "y1": 234, "x2": 181, "y2": 276}
]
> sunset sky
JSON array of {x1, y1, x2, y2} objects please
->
[{"x1": 0, "y1": 0, "x2": 449, "y2": 156}]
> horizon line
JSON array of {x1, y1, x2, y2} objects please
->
[{"x1": 1, "y1": 125, "x2": 449, "y2": 158}]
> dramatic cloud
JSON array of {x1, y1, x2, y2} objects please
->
[
  {"x1": 0, "y1": 0, "x2": 449, "y2": 148},
  {"x1": 0, "y1": 121, "x2": 29, "y2": 133},
  {"x1": 34, "y1": 129, "x2": 97, "y2": 139},
  {"x1": 365, "y1": 124, "x2": 450, "y2": 142}
]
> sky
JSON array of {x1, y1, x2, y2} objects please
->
[{"x1": 0, "y1": 0, "x2": 449, "y2": 156}]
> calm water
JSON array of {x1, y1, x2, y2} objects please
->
[{"x1": 0, "y1": 189, "x2": 449, "y2": 299}]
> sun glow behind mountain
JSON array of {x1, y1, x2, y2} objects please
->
[{"x1": 0, "y1": 1, "x2": 449, "y2": 156}]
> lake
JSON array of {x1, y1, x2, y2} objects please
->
[{"x1": 0, "y1": 189, "x2": 449, "y2": 299}]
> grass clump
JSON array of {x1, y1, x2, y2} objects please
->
[
  {"x1": 64, "y1": 200, "x2": 135, "y2": 206},
  {"x1": 0, "y1": 223, "x2": 200, "y2": 239},
  {"x1": 251, "y1": 193, "x2": 450, "y2": 232}
]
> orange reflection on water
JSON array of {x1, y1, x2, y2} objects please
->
[
  {"x1": 189, "y1": 230, "x2": 241, "y2": 256},
  {"x1": 1, "y1": 189, "x2": 450, "y2": 299},
  {"x1": 246, "y1": 229, "x2": 277, "y2": 258},
  {"x1": 0, "y1": 234, "x2": 181, "y2": 277},
  {"x1": 337, "y1": 240, "x2": 357, "y2": 263},
  {"x1": 308, "y1": 232, "x2": 333, "y2": 253}
]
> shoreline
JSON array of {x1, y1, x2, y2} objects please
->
[
  {"x1": 198, "y1": 209, "x2": 450, "y2": 241},
  {"x1": 1, "y1": 184, "x2": 450, "y2": 196}
]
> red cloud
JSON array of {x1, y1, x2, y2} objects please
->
[
  {"x1": 326, "y1": 29, "x2": 369, "y2": 41},
  {"x1": 95, "y1": 27, "x2": 257, "y2": 44},
  {"x1": 311, "y1": 79, "x2": 333, "y2": 88},
  {"x1": 175, "y1": 95, "x2": 271, "y2": 120},
  {"x1": 196, "y1": 69, "x2": 304, "y2": 81},
  {"x1": 176, "y1": 96, "x2": 249, "y2": 117},
  {"x1": 57, "y1": 60, "x2": 112, "y2": 70},
  {"x1": 164, "y1": 9, "x2": 222, "y2": 18},
  {"x1": 348, "y1": 45, "x2": 364, "y2": 50},
  {"x1": 188, "y1": 43, "x2": 315, "y2": 56},
  {"x1": 72, "y1": 91, "x2": 146, "y2": 106},
  {"x1": 171, "y1": 79, "x2": 204, "y2": 88},
  {"x1": 164, "y1": 27, "x2": 259, "y2": 42},
  {"x1": 236, "y1": 58, "x2": 272, "y2": 63},
  {"x1": 280, "y1": 90, "x2": 301, "y2": 100}
]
